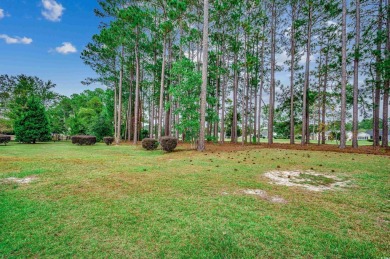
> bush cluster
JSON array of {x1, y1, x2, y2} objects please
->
[
  {"x1": 142, "y1": 138, "x2": 159, "y2": 150},
  {"x1": 71, "y1": 135, "x2": 97, "y2": 145},
  {"x1": 160, "y1": 136, "x2": 178, "y2": 152},
  {"x1": 0, "y1": 135, "x2": 11, "y2": 145},
  {"x1": 103, "y1": 136, "x2": 114, "y2": 145}
]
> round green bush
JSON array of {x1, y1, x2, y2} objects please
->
[
  {"x1": 103, "y1": 136, "x2": 115, "y2": 145},
  {"x1": 142, "y1": 138, "x2": 159, "y2": 150},
  {"x1": 160, "y1": 136, "x2": 178, "y2": 152},
  {"x1": 71, "y1": 135, "x2": 97, "y2": 145}
]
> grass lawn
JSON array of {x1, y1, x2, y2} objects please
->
[{"x1": 0, "y1": 141, "x2": 389, "y2": 258}]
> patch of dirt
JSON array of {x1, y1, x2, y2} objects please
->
[
  {"x1": 1, "y1": 176, "x2": 37, "y2": 184},
  {"x1": 242, "y1": 189, "x2": 287, "y2": 203},
  {"x1": 264, "y1": 171, "x2": 350, "y2": 192}
]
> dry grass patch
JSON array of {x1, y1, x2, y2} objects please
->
[
  {"x1": 242, "y1": 189, "x2": 287, "y2": 203},
  {"x1": 1, "y1": 176, "x2": 37, "y2": 184},
  {"x1": 263, "y1": 170, "x2": 351, "y2": 192}
]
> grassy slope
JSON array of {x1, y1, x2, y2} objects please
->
[{"x1": 0, "y1": 142, "x2": 389, "y2": 258}]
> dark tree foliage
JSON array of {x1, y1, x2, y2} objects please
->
[
  {"x1": 225, "y1": 108, "x2": 242, "y2": 138},
  {"x1": 14, "y1": 97, "x2": 51, "y2": 144}
]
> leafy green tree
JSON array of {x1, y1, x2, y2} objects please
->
[
  {"x1": 14, "y1": 97, "x2": 51, "y2": 144},
  {"x1": 169, "y1": 58, "x2": 202, "y2": 142},
  {"x1": 91, "y1": 112, "x2": 113, "y2": 141}
]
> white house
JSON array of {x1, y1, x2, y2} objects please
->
[
  {"x1": 357, "y1": 132, "x2": 370, "y2": 140},
  {"x1": 347, "y1": 132, "x2": 370, "y2": 141}
]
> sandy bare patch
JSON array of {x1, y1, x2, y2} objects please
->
[
  {"x1": 1, "y1": 176, "x2": 37, "y2": 184},
  {"x1": 242, "y1": 189, "x2": 287, "y2": 203},
  {"x1": 264, "y1": 171, "x2": 349, "y2": 192}
]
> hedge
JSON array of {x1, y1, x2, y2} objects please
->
[
  {"x1": 0, "y1": 135, "x2": 11, "y2": 145},
  {"x1": 160, "y1": 136, "x2": 178, "y2": 152},
  {"x1": 103, "y1": 136, "x2": 115, "y2": 145},
  {"x1": 142, "y1": 138, "x2": 159, "y2": 150},
  {"x1": 71, "y1": 135, "x2": 97, "y2": 145}
]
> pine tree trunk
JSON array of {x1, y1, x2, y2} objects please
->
[
  {"x1": 290, "y1": 3, "x2": 296, "y2": 144},
  {"x1": 113, "y1": 57, "x2": 118, "y2": 144},
  {"x1": 114, "y1": 80, "x2": 117, "y2": 143},
  {"x1": 232, "y1": 34, "x2": 238, "y2": 143},
  {"x1": 268, "y1": 0, "x2": 276, "y2": 145},
  {"x1": 117, "y1": 46, "x2": 124, "y2": 144},
  {"x1": 258, "y1": 36, "x2": 265, "y2": 144},
  {"x1": 352, "y1": 0, "x2": 361, "y2": 148},
  {"x1": 165, "y1": 37, "x2": 172, "y2": 136},
  {"x1": 198, "y1": 0, "x2": 209, "y2": 152},
  {"x1": 374, "y1": 0, "x2": 383, "y2": 147},
  {"x1": 253, "y1": 34, "x2": 259, "y2": 143},
  {"x1": 321, "y1": 40, "x2": 329, "y2": 145},
  {"x1": 220, "y1": 41, "x2": 226, "y2": 144},
  {"x1": 127, "y1": 69, "x2": 133, "y2": 141},
  {"x1": 133, "y1": 29, "x2": 140, "y2": 145},
  {"x1": 317, "y1": 43, "x2": 323, "y2": 145},
  {"x1": 302, "y1": 4, "x2": 312, "y2": 145},
  {"x1": 243, "y1": 32, "x2": 249, "y2": 145},
  {"x1": 158, "y1": 37, "x2": 166, "y2": 140},
  {"x1": 382, "y1": 0, "x2": 389, "y2": 148},
  {"x1": 214, "y1": 46, "x2": 220, "y2": 139},
  {"x1": 340, "y1": 0, "x2": 347, "y2": 149}
]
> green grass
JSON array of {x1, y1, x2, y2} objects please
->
[{"x1": 0, "y1": 142, "x2": 389, "y2": 258}]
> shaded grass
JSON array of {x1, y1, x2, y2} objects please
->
[{"x1": 0, "y1": 142, "x2": 389, "y2": 258}]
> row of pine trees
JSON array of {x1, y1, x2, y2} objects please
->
[{"x1": 81, "y1": 0, "x2": 390, "y2": 149}]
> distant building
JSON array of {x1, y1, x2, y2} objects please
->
[
  {"x1": 365, "y1": 129, "x2": 390, "y2": 141},
  {"x1": 347, "y1": 132, "x2": 370, "y2": 141},
  {"x1": 358, "y1": 132, "x2": 370, "y2": 140}
]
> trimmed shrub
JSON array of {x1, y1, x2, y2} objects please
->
[
  {"x1": 103, "y1": 136, "x2": 114, "y2": 145},
  {"x1": 0, "y1": 135, "x2": 11, "y2": 145},
  {"x1": 160, "y1": 136, "x2": 178, "y2": 152},
  {"x1": 71, "y1": 135, "x2": 97, "y2": 145},
  {"x1": 142, "y1": 138, "x2": 159, "y2": 150}
]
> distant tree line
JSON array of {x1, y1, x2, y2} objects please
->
[{"x1": 0, "y1": 0, "x2": 389, "y2": 149}]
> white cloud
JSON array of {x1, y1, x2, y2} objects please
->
[
  {"x1": 326, "y1": 20, "x2": 338, "y2": 27},
  {"x1": 54, "y1": 42, "x2": 77, "y2": 54},
  {"x1": 41, "y1": 0, "x2": 64, "y2": 22},
  {"x1": 0, "y1": 34, "x2": 32, "y2": 44},
  {"x1": 276, "y1": 51, "x2": 289, "y2": 66},
  {"x1": 0, "y1": 9, "x2": 4, "y2": 19}
]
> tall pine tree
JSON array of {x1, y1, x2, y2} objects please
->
[{"x1": 14, "y1": 96, "x2": 51, "y2": 144}]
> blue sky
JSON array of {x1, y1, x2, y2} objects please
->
[{"x1": 0, "y1": 0, "x2": 104, "y2": 96}]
